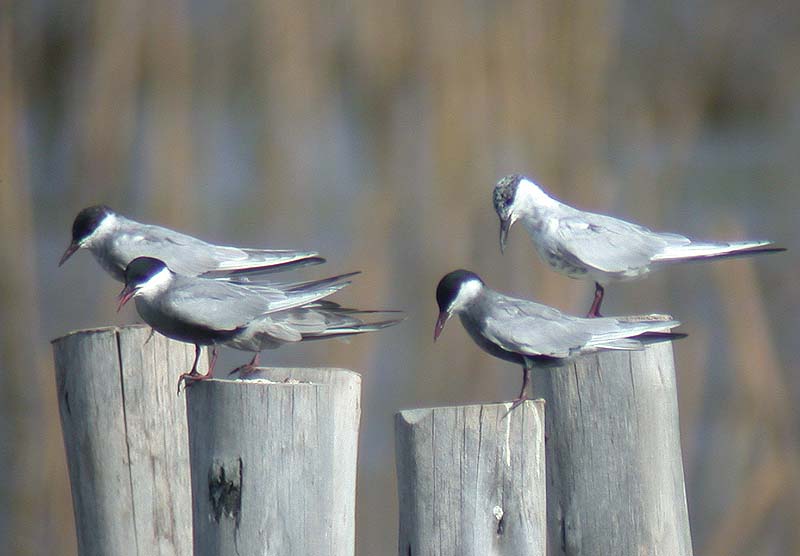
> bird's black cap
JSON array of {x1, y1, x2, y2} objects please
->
[
  {"x1": 436, "y1": 269, "x2": 483, "y2": 312},
  {"x1": 124, "y1": 256, "x2": 169, "y2": 287},
  {"x1": 72, "y1": 205, "x2": 114, "y2": 243},
  {"x1": 492, "y1": 174, "x2": 523, "y2": 220}
]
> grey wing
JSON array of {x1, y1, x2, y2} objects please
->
[
  {"x1": 237, "y1": 303, "x2": 403, "y2": 344},
  {"x1": 480, "y1": 294, "x2": 678, "y2": 357},
  {"x1": 114, "y1": 223, "x2": 320, "y2": 276},
  {"x1": 161, "y1": 280, "x2": 279, "y2": 331},
  {"x1": 162, "y1": 275, "x2": 353, "y2": 331},
  {"x1": 480, "y1": 297, "x2": 594, "y2": 358},
  {"x1": 555, "y1": 211, "x2": 690, "y2": 274},
  {"x1": 244, "y1": 308, "x2": 348, "y2": 343},
  {"x1": 111, "y1": 224, "x2": 226, "y2": 276}
]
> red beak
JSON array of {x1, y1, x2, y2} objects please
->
[
  {"x1": 59, "y1": 242, "x2": 80, "y2": 266},
  {"x1": 433, "y1": 311, "x2": 450, "y2": 342},
  {"x1": 117, "y1": 285, "x2": 137, "y2": 312}
]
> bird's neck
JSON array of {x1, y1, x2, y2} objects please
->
[
  {"x1": 138, "y1": 268, "x2": 175, "y2": 300},
  {"x1": 515, "y1": 183, "x2": 560, "y2": 224},
  {"x1": 84, "y1": 213, "x2": 122, "y2": 249},
  {"x1": 450, "y1": 279, "x2": 484, "y2": 313}
]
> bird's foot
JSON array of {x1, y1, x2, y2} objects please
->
[
  {"x1": 509, "y1": 394, "x2": 529, "y2": 411},
  {"x1": 176, "y1": 370, "x2": 212, "y2": 394},
  {"x1": 228, "y1": 363, "x2": 260, "y2": 377},
  {"x1": 503, "y1": 394, "x2": 530, "y2": 419},
  {"x1": 228, "y1": 353, "x2": 260, "y2": 377},
  {"x1": 585, "y1": 309, "x2": 603, "y2": 318}
]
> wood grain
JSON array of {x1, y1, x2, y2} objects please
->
[
  {"x1": 532, "y1": 342, "x2": 693, "y2": 556},
  {"x1": 52, "y1": 325, "x2": 200, "y2": 556},
  {"x1": 395, "y1": 401, "x2": 546, "y2": 556},
  {"x1": 185, "y1": 368, "x2": 361, "y2": 556}
]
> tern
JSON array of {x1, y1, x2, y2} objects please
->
[
  {"x1": 493, "y1": 174, "x2": 785, "y2": 316},
  {"x1": 60, "y1": 205, "x2": 324, "y2": 281},
  {"x1": 117, "y1": 257, "x2": 404, "y2": 390},
  {"x1": 434, "y1": 269, "x2": 685, "y2": 408}
]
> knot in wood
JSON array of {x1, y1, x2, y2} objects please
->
[{"x1": 208, "y1": 458, "x2": 242, "y2": 526}]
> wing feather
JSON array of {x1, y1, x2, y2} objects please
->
[
  {"x1": 554, "y1": 212, "x2": 690, "y2": 274},
  {"x1": 478, "y1": 296, "x2": 591, "y2": 358},
  {"x1": 112, "y1": 220, "x2": 320, "y2": 276},
  {"x1": 478, "y1": 292, "x2": 680, "y2": 358},
  {"x1": 159, "y1": 276, "x2": 349, "y2": 331}
]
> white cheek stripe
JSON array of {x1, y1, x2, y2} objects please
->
[
  {"x1": 82, "y1": 213, "x2": 117, "y2": 246},
  {"x1": 450, "y1": 279, "x2": 482, "y2": 312},
  {"x1": 137, "y1": 267, "x2": 173, "y2": 297}
]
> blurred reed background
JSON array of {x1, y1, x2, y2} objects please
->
[{"x1": 2, "y1": 0, "x2": 799, "y2": 554}]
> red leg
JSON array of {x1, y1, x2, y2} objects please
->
[
  {"x1": 229, "y1": 353, "x2": 261, "y2": 376},
  {"x1": 509, "y1": 361, "x2": 532, "y2": 411},
  {"x1": 177, "y1": 345, "x2": 216, "y2": 394},
  {"x1": 586, "y1": 283, "x2": 605, "y2": 318},
  {"x1": 207, "y1": 346, "x2": 219, "y2": 377}
]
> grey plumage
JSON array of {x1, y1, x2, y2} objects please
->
[
  {"x1": 60, "y1": 205, "x2": 324, "y2": 280},
  {"x1": 118, "y1": 257, "x2": 403, "y2": 388},
  {"x1": 225, "y1": 301, "x2": 402, "y2": 351},
  {"x1": 493, "y1": 174, "x2": 785, "y2": 316},
  {"x1": 434, "y1": 269, "x2": 684, "y2": 407}
]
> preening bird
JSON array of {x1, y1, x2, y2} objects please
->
[
  {"x1": 60, "y1": 205, "x2": 324, "y2": 281},
  {"x1": 117, "y1": 257, "x2": 404, "y2": 390},
  {"x1": 493, "y1": 174, "x2": 785, "y2": 317},
  {"x1": 434, "y1": 269, "x2": 685, "y2": 408}
]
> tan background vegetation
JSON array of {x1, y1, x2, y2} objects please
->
[{"x1": 1, "y1": 1, "x2": 798, "y2": 554}]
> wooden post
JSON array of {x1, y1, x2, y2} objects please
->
[
  {"x1": 185, "y1": 368, "x2": 361, "y2": 556},
  {"x1": 52, "y1": 325, "x2": 199, "y2": 556},
  {"x1": 395, "y1": 401, "x2": 546, "y2": 556},
  {"x1": 532, "y1": 342, "x2": 693, "y2": 556}
]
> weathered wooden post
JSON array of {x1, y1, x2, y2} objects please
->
[
  {"x1": 395, "y1": 401, "x2": 546, "y2": 556},
  {"x1": 52, "y1": 325, "x2": 198, "y2": 556},
  {"x1": 185, "y1": 368, "x2": 361, "y2": 556},
  {"x1": 532, "y1": 342, "x2": 693, "y2": 556}
]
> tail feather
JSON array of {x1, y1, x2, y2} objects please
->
[
  {"x1": 228, "y1": 270, "x2": 359, "y2": 291},
  {"x1": 302, "y1": 316, "x2": 406, "y2": 340},
  {"x1": 592, "y1": 339, "x2": 643, "y2": 351},
  {"x1": 636, "y1": 331, "x2": 688, "y2": 343},
  {"x1": 204, "y1": 255, "x2": 326, "y2": 278},
  {"x1": 283, "y1": 271, "x2": 361, "y2": 293},
  {"x1": 593, "y1": 331, "x2": 687, "y2": 352},
  {"x1": 264, "y1": 281, "x2": 353, "y2": 313},
  {"x1": 652, "y1": 240, "x2": 785, "y2": 262},
  {"x1": 303, "y1": 299, "x2": 405, "y2": 314}
]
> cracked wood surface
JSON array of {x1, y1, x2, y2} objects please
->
[
  {"x1": 532, "y1": 342, "x2": 693, "y2": 556},
  {"x1": 52, "y1": 325, "x2": 197, "y2": 556},
  {"x1": 185, "y1": 368, "x2": 361, "y2": 556},
  {"x1": 395, "y1": 401, "x2": 546, "y2": 556}
]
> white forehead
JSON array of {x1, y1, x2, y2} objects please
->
[{"x1": 449, "y1": 278, "x2": 482, "y2": 312}]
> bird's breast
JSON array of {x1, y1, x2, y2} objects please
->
[{"x1": 134, "y1": 299, "x2": 233, "y2": 345}]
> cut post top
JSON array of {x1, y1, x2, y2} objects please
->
[
  {"x1": 51, "y1": 326, "x2": 362, "y2": 384},
  {"x1": 50, "y1": 323, "x2": 150, "y2": 344},
  {"x1": 396, "y1": 399, "x2": 544, "y2": 423},
  {"x1": 228, "y1": 366, "x2": 362, "y2": 385}
]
